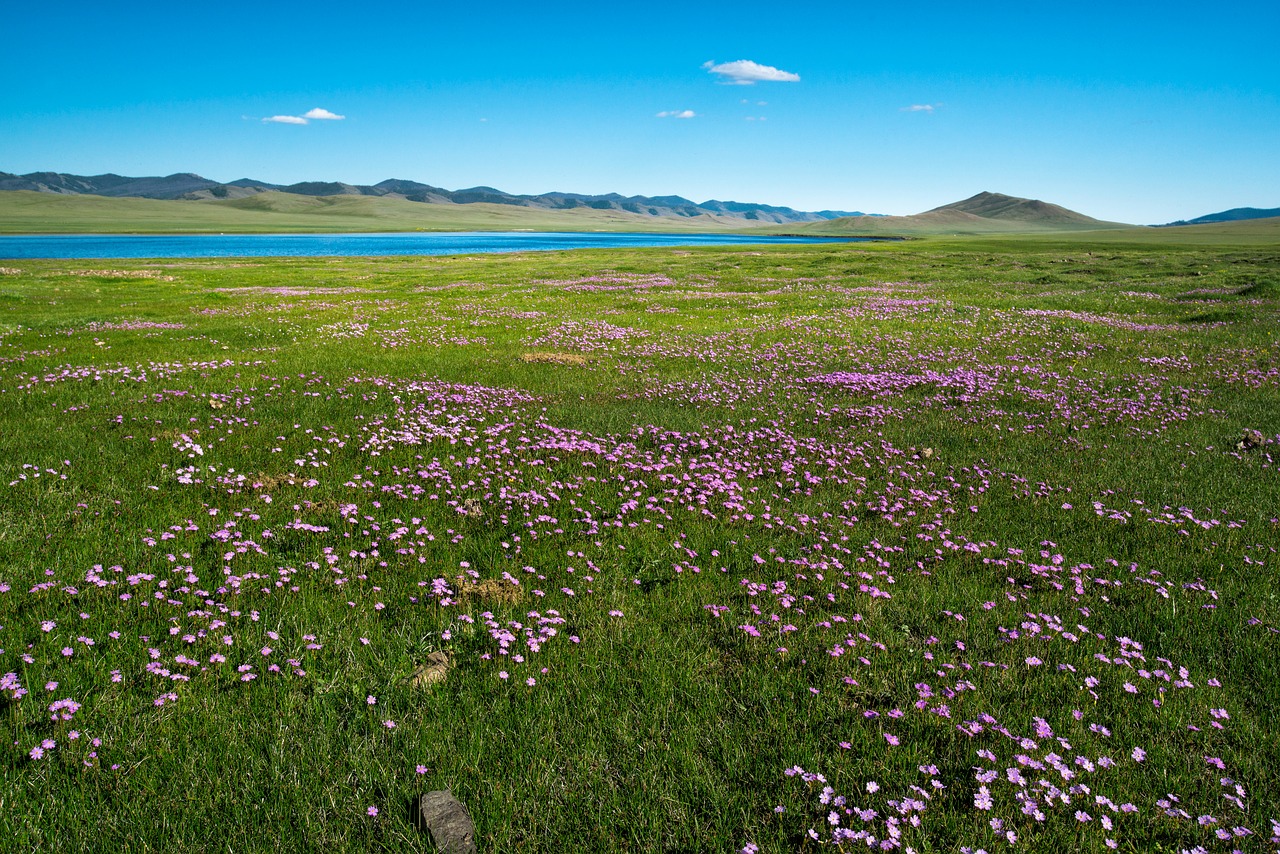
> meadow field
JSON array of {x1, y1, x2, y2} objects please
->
[{"x1": 0, "y1": 237, "x2": 1277, "y2": 852}]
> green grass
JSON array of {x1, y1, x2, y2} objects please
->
[
  {"x1": 7, "y1": 190, "x2": 1275, "y2": 245},
  {"x1": 0, "y1": 238, "x2": 1277, "y2": 852},
  {"x1": 0, "y1": 190, "x2": 763, "y2": 234},
  {"x1": 777, "y1": 214, "x2": 1280, "y2": 244},
  {"x1": 952, "y1": 218, "x2": 1280, "y2": 247},
  {"x1": 765, "y1": 213, "x2": 1131, "y2": 238}
]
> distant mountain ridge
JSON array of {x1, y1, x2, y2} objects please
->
[
  {"x1": 1161, "y1": 206, "x2": 1280, "y2": 226},
  {"x1": 0, "y1": 170, "x2": 868, "y2": 225}
]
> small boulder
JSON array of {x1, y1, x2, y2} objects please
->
[
  {"x1": 416, "y1": 790, "x2": 477, "y2": 854},
  {"x1": 1236, "y1": 429, "x2": 1266, "y2": 452}
]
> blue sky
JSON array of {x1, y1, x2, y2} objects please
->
[{"x1": 2, "y1": 0, "x2": 1277, "y2": 223}]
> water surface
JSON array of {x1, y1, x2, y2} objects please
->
[{"x1": 0, "y1": 231, "x2": 866, "y2": 260}]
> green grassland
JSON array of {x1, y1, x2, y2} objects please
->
[
  {"x1": 5, "y1": 189, "x2": 1278, "y2": 248},
  {"x1": 0, "y1": 238, "x2": 1277, "y2": 852},
  {"x1": 1036, "y1": 217, "x2": 1280, "y2": 246},
  {"x1": 781, "y1": 213, "x2": 1280, "y2": 244},
  {"x1": 764, "y1": 211, "x2": 1126, "y2": 237},
  {"x1": 920, "y1": 219, "x2": 1280, "y2": 249},
  {"x1": 0, "y1": 190, "x2": 756, "y2": 234}
]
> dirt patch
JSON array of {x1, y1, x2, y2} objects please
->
[
  {"x1": 246, "y1": 472, "x2": 303, "y2": 491},
  {"x1": 520, "y1": 351, "x2": 589, "y2": 366},
  {"x1": 212, "y1": 286, "x2": 368, "y2": 296},
  {"x1": 408, "y1": 651, "x2": 451, "y2": 688},
  {"x1": 455, "y1": 577, "x2": 524, "y2": 605},
  {"x1": 69, "y1": 270, "x2": 176, "y2": 281}
]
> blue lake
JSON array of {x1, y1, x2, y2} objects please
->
[{"x1": 0, "y1": 231, "x2": 869, "y2": 260}]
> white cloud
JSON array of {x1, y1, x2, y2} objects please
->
[
  {"x1": 657, "y1": 110, "x2": 697, "y2": 119},
  {"x1": 704, "y1": 60, "x2": 800, "y2": 85},
  {"x1": 261, "y1": 108, "x2": 346, "y2": 125},
  {"x1": 901, "y1": 104, "x2": 940, "y2": 113}
]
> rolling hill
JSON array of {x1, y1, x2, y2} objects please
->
[
  {"x1": 1, "y1": 183, "x2": 1193, "y2": 239},
  {"x1": 782, "y1": 192, "x2": 1132, "y2": 236},
  {"x1": 0, "y1": 190, "x2": 788, "y2": 234},
  {"x1": 927, "y1": 191, "x2": 1119, "y2": 228},
  {"x1": 0, "y1": 170, "x2": 866, "y2": 225}
]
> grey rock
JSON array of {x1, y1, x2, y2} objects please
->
[{"x1": 416, "y1": 790, "x2": 477, "y2": 854}]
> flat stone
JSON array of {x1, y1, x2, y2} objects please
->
[{"x1": 416, "y1": 790, "x2": 477, "y2": 854}]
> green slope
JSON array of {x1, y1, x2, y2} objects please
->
[
  {"x1": 772, "y1": 191, "x2": 1133, "y2": 237},
  {"x1": 893, "y1": 217, "x2": 1280, "y2": 252},
  {"x1": 1002, "y1": 216, "x2": 1280, "y2": 247},
  {"x1": 765, "y1": 209, "x2": 1097, "y2": 237},
  {"x1": 765, "y1": 211, "x2": 1280, "y2": 247},
  {"x1": 5, "y1": 189, "x2": 1275, "y2": 246},
  {"x1": 926, "y1": 190, "x2": 1126, "y2": 227},
  {"x1": 0, "y1": 190, "x2": 768, "y2": 234},
  {"x1": 1179, "y1": 206, "x2": 1280, "y2": 225}
]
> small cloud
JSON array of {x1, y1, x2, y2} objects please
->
[
  {"x1": 303, "y1": 107, "x2": 345, "y2": 120},
  {"x1": 262, "y1": 108, "x2": 345, "y2": 125},
  {"x1": 704, "y1": 59, "x2": 800, "y2": 85},
  {"x1": 744, "y1": 116, "x2": 767, "y2": 122},
  {"x1": 901, "y1": 103, "x2": 941, "y2": 113},
  {"x1": 656, "y1": 110, "x2": 697, "y2": 119}
]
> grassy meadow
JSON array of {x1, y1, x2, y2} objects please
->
[
  {"x1": 0, "y1": 237, "x2": 1278, "y2": 852},
  {"x1": 783, "y1": 215, "x2": 1280, "y2": 245}
]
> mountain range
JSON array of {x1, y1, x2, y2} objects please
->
[
  {"x1": 1160, "y1": 207, "x2": 1280, "y2": 226},
  {"x1": 0, "y1": 170, "x2": 866, "y2": 225},
  {"x1": 4, "y1": 171, "x2": 1273, "y2": 236}
]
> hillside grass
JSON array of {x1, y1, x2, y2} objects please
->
[
  {"x1": 775, "y1": 216, "x2": 1280, "y2": 245},
  {"x1": 0, "y1": 239, "x2": 1277, "y2": 853},
  {"x1": 0, "y1": 191, "x2": 758, "y2": 235},
  {"x1": 8, "y1": 190, "x2": 1274, "y2": 246}
]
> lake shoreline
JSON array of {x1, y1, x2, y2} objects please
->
[{"x1": 0, "y1": 231, "x2": 875, "y2": 260}]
